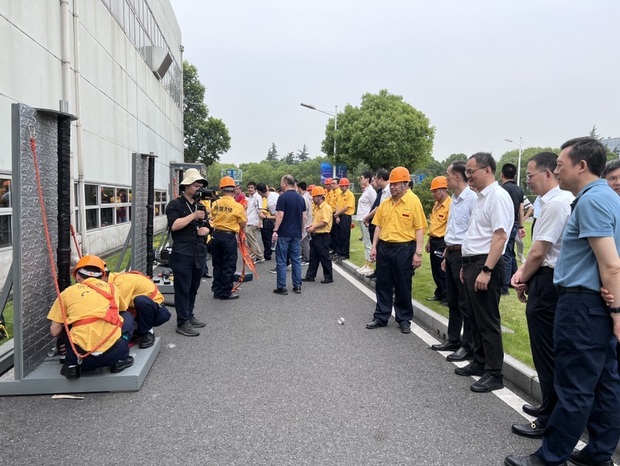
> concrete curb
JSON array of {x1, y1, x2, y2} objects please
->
[{"x1": 340, "y1": 259, "x2": 542, "y2": 403}]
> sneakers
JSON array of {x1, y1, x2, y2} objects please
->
[
  {"x1": 254, "y1": 257, "x2": 265, "y2": 263},
  {"x1": 357, "y1": 266, "x2": 374, "y2": 275},
  {"x1": 300, "y1": 261, "x2": 309, "y2": 266},
  {"x1": 273, "y1": 288, "x2": 288, "y2": 295},
  {"x1": 270, "y1": 268, "x2": 277, "y2": 274},
  {"x1": 293, "y1": 286, "x2": 301, "y2": 294},
  {"x1": 176, "y1": 321, "x2": 200, "y2": 336},
  {"x1": 190, "y1": 317, "x2": 206, "y2": 328},
  {"x1": 270, "y1": 265, "x2": 292, "y2": 273}
]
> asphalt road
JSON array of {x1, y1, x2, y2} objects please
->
[{"x1": 0, "y1": 260, "x2": 617, "y2": 465}]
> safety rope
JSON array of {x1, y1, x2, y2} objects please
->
[
  {"x1": 30, "y1": 134, "x2": 90, "y2": 364},
  {"x1": 232, "y1": 230, "x2": 258, "y2": 292},
  {"x1": 70, "y1": 224, "x2": 82, "y2": 259}
]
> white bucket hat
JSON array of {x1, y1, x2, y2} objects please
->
[{"x1": 180, "y1": 168, "x2": 208, "y2": 186}]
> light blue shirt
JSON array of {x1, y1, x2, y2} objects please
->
[
  {"x1": 554, "y1": 180, "x2": 620, "y2": 290},
  {"x1": 444, "y1": 186, "x2": 476, "y2": 246}
]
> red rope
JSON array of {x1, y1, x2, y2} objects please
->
[{"x1": 70, "y1": 224, "x2": 82, "y2": 258}]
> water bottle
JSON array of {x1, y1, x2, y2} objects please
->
[{"x1": 271, "y1": 237, "x2": 277, "y2": 251}]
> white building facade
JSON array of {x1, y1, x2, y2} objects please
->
[{"x1": 0, "y1": 0, "x2": 184, "y2": 284}]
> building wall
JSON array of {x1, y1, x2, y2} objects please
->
[{"x1": 0, "y1": 0, "x2": 183, "y2": 284}]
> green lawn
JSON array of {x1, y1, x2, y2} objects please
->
[{"x1": 348, "y1": 222, "x2": 534, "y2": 367}]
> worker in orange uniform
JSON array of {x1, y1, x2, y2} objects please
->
[
  {"x1": 425, "y1": 176, "x2": 452, "y2": 305},
  {"x1": 47, "y1": 255, "x2": 133, "y2": 379},
  {"x1": 302, "y1": 186, "x2": 334, "y2": 283},
  {"x1": 366, "y1": 167, "x2": 427, "y2": 334},
  {"x1": 210, "y1": 176, "x2": 247, "y2": 300},
  {"x1": 333, "y1": 177, "x2": 355, "y2": 260}
]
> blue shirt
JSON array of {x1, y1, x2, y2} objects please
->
[
  {"x1": 276, "y1": 190, "x2": 306, "y2": 238},
  {"x1": 554, "y1": 180, "x2": 620, "y2": 291}
]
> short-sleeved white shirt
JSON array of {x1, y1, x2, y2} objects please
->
[{"x1": 532, "y1": 186, "x2": 574, "y2": 268}]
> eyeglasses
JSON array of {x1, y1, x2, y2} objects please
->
[
  {"x1": 465, "y1": 166, "x2": 488, "y2": 176},
  {"x1": 525, "y1": 170, "x2": 547, "y2": 181}
]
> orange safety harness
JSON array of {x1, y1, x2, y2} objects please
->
[
  {"x1": 113, "y1": 271, "x2": 159, "y2": 317},
  {"x1": 232, "y1": 229, "x2": 259, "y2": 292}
]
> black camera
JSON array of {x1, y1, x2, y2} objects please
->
[{"x1": 193, "y1": 187, "x2": 217, "y2": 201}]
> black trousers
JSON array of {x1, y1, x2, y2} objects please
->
[
  {"x1": 261, "y1": 219, "x2": 274, "y2": 260},
  {"x1": 373, "y1": 241, "x2": 415, "y2": 326},
  {"x1": 445, "y1": 248, "x2": 473, "y2": 350},
  {"x1": 526, "y1": 267, "x2": 558, "y2": 427},
  {"x1": 462, "y1": 254, "x2": 505, "y2": 376},
  {"x1": 306, "y1": 233, "x2": 332, "y2": 280},
  {"x1": 211, "y1": 231, "x2": 238, "y2": 298},
  {"x1": 429, "y1": 236, "x2": 447, "y2": 299},
  {"x1": 336, "y1": 214, "x2": 352, "y2": 258},
  {"x1": 330, "y1": 216, "x2": 339, "y2": 252}
]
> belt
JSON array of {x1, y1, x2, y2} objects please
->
[
  {"x1": 311, "y1": 232, "x2": 329, "y2": 236},
  {"x1": 379, "y1": 240, "x2": 415, "y2": 248},
  {"x1": 445, "y1": 244, "x2": 461, "y2": 251},
  {"x1": 557, "y1": 285, "x2": 599, "y2": 295},
  {"x1": 534, "y1": 266, "x2": 554, "y2": 276},
  {"x1": 429, "y1": 236, "x2": 444, "y2": 240},
  {"x1": 461, "y1": 254, "x2": 487, "y2": 264},
  {"x1": 213, "y1": 229, "x2": 236, "y2": 235}
]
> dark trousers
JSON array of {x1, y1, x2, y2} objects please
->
[
  {"x1": 169, "y1": 251, "x2": 205, "y2": 326},
  {"x1": 525, "y1": 268, "x2": 558, "y2": 427},
  {"x1": 336, "y1": 214, "x2": 352, "y2": 258},
  {"x1": 429, "y1": 237, "x2": 447, "y2": 300},
  {"x1": 373, "y1": 241, "x2": 415, "y2": 326},
  {"x1": 306, "y1": 233, "x2": 332, "y2": 280},
  {"x1": 537, "y1": 292, "x2": 620, "y2": 465},
  {"x1": 330, "y1": 217, "x2": 340, "y2": 252},
  {"x1": 502, "y1": 224, "x2": 519, "y2": 292},
  {"x1": 260, "y1": 219, "x2": 275, "y2": 260},
  {"x1": 211, "y1": 231, "x2": 238, "y2": 298},
  {"x1": 65, "y1": 336, "x2": 129, "y2": 371},
  {"x1": 462, "y1": 254, "x2": 505, "y2": 376},
  {"x1": 445, "y1": 248, "x2": 473, "y2": 350},
  {"x1": 133, "y1": 295, "x2": 172, "y2": 335}
]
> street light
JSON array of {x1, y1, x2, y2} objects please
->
[
  {"x1": 301, "y1": 102, "x2": 338, "y2": 177},
  {"x1": 505, "y1": 137, "x2": 524, "y2": 187}
]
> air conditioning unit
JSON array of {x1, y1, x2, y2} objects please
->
[{"x1": 142, "y1": 45, "x2": 173, "y2": 80}]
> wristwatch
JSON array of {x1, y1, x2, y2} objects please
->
[
  {"x1": 609, "y1": 307, "x2": 620, "y2": 314},
  {"x1": 482, "y1": 265, "x2": 493, "y2": 274}
]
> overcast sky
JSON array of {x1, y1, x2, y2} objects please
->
[{"x1": 169, "y1": 0, "x2": 620, "y2": 166}]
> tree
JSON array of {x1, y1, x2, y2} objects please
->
[
  {"x1": 321, "y1": 89, "x2": 435, "y2": 171},
  {"x1": 183, "y1": 61, "x2": 230, "y2": 166},
  {"x1": 282, "y1": 151, "x2": 295, "y2": 165},
  {"x1": 266, "y1": 143, "x2": 279, "y2": 161},
  {"x1": 497, "y1": 146, "x2": 559, "y2": 193},
  {"x1": 589, "y1": 125, "x2": 602, "y2": 140},
  {"x1": 296, "y1": 144, "x2": 310, "y2": 163}
]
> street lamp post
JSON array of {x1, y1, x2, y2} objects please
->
[
  {"x1": 301, "y1": 103, "x2": 338, "y2": 177},
  {"x1": 505, "y1": 137, "x2": 524, "y2": 186}
]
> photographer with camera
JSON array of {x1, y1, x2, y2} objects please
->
[
  {"x1": 165, "y1": 169, "x2": 210, "y2": 337},
  {"x1": 210, "y1": 176, "x2": 247, "y2": 300}
]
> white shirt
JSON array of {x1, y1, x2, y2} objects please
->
[
  {"x1": 357, "y1": 185, "x2": 377, "y2": 218},
  {"x1": 462, "y1": 181, "x2": 514, "y2": 256},
  {"x1": 444, "y1": 186, "x2": 476, "y2": 246},
  {"x1": 266, "y1": 192, "x2": 279, "y2": 215},
  {"x1": 301, "y1": 191, "x2": 313, "y2": 239},
  {"x1": 246, "y1": 192, "x2": 262, "y2": 226},
  {"x1": 532, "y1": 186, "x2": 574, "y2": 268}
]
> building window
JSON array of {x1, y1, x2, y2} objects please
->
[
  {"x1": 0, "y1": 176, "x2": 12, "y2": 248},
  {"x1": 82, "y1": 183, "x2": 133, "y2": 230},
  {"x1": 154, "y1": 190, "x2": 167, "y2": 217}
]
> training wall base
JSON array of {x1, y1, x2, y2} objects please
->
[{"x1": 0, "y1": 337, "x2": 161, "y2": 396}]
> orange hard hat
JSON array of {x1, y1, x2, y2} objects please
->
[
  {"x1": 389, "y1": 166, "x2": 410, "y2": 184},
  {"x1": 430, "y1": 176, "x2": 448, "y2": 190},
  {"x1": 307, "y1": 184, "x2": 316, "y2": 192},
  {"x1": 73, "y1": 255, "x2": 106, "y2": 278},
  {"x1": 339, "y1": 178, "x2": 350, "y2": 187},
  {"x1": 311, "y1": 186, "x2": 326, "y2": 197},
  {"x1": 219, "y1": 176, "x2": 236, "y2": 189},
  {"x1": 324, "y1": 178, "x2": 333, "y2": 185}
]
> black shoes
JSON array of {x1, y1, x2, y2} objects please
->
[
  {"x1": 522, "y1": 403, "x2": 540, "y2": 417},
  {"x1": 503, "y1": 453, "x2": 559, "y2": 466},
  {"x1": 60, "y1": 364, "x2": 80, "y2": 379},
  {"x1": 454, "y1": 361, "x2": 485, "y2": 377},
  {"x1": 139, "y1": 332, "x2": 155, "y2": 349},
  {"x1": 365, "y1": 319, "x2": 386, "y2": 330},
  {"x1": 273, "y1": 288, "x2": 288, "y2": 295},
  {"x1": 293, "y1": 286, "x2": 301, "y2": 294},
  {"x1": 220, "y1": 293, "x2": 239, "y2": 300},
  {"x1": 111, "y1": 356, "x2": 134, "y2": 373},
  {"x1": 400, "y1": 325, "x2": 411, "y2": 334},
  {"x1": 431, "y1": 340, "x2": 461, "y2": 352},
  {"x1": 446, "y1": 347, "x2": 473, "y2": 361},
  {"x1": 569, "y1": 448, "x2": 614, "y2": 466},
  {"x1": 511, "y1": 420, "x2": 545, "y2": 439},
  {"x1": 470, "y1": 373, "x2": 504, "y2": 392},
  {"x1": 301, "y1": 277, "x2": 315, "y2": 282},
  {"x1": 320, "y1": 279, "x2": 333, "y2": 284}
]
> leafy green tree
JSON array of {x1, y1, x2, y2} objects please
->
[
  {"x1": 266, "y1": 143, "x2": 279, "y2": 161},
  {"x1": 441, "y1": 153, "x2": 468, "y2": 170},
  {"x1": 296, "y1": 144, "x2": 310, "y2": 163},
  {"x1": 411, "y1": 177, "x2": 434, "y2": 219},
  {"x1": 183, "y1": 61, "x2": 230, "y2": 166},
  {"x1": 321, "y1": 89, "x2": 435, "y2": 171},
  {"x1": 497, "y1": 146, "x2": 559, "y2": 194}
]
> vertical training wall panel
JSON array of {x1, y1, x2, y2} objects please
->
[
  {"x1": 11, "y1": 104, "x2": 74, "y2": 379},
  {"x1": 130, "y1": 153, "x2": 154, "y2": 273}
]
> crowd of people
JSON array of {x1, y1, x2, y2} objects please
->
[{"x1": 45, "y1": 137, "x2": 620, "y2": 465}]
